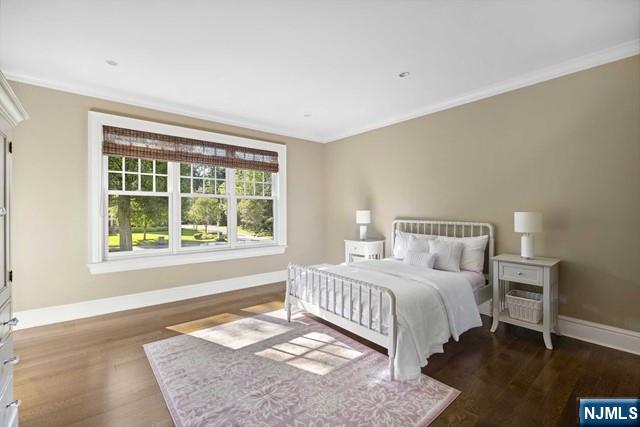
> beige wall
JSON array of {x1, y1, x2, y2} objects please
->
[
  {"x1": 9, "y1": 56, "x2": 640, "y2": 331},
  {"x1": 325, "y1": 56, "x2": 640, "y2": 331},
  {"x1": 10, "y1": 82, "x2": 325, "y2": 312}
]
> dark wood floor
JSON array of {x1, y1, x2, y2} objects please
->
[{"x1": 14, "y1": 283, "x2": 640, "y2": 427}]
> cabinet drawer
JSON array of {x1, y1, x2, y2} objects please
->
[
  {"x1": 499, "y1": 263, "x2": 543, "y2": 285},
  {"x1": 0, "y1": 375, "x2": 18, "y2": 427},
  {"x1": 0, "y1": 336, "x2": 15, "y2": 400},
  {"x1": 347, "y1": 241, "x2": 367, "y2": 254},
  {"x1": 0, "y1": 299, "x2": 12, "y2": 340}
]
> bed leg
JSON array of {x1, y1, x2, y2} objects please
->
[{"x1": 286, "y1": 301, "x2": 292, "y2": 322}]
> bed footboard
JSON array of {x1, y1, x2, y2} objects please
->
[{"x1": 285, "y1": 263, "x2": 398, "y2": 380}]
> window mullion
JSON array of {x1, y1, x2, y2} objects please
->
[
  {"x1": 228, "y1": 168, "x2": 237, "y2": 246},
  {"x1": 170, "y1": 162, "x2": 181, "y2": 254}
]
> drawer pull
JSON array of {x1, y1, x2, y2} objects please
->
[
  {"x1": 6, "y1": 400, "x2": 20, "y2": 409},
  {"x1": 3, "y1": 356, "x2": 19, "y2": 366},
  {"x1": 516, "y1": 271, "x2": 523, "y2": 276},
  {"x1": 3, "y1": 317, "x2": 18, "y2": 327}
]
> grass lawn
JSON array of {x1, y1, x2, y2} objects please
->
[{"x1": 108, "y1": 227, "x2": 273, "y2": 249}]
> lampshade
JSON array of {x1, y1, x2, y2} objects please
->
[
  {"x1": 356, "y1": 210, "x2": 371, "y2": 225},
  {"x1": 514, "y1": 212, "x2": 543, "y2": 233}
]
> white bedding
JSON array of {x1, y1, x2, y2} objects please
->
[{"x1": 291, "y1": 259, "x2": 482, "y2": 380}]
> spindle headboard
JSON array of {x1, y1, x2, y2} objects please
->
[{"x1": 391, "y1": 219, "x2": 495, "y2": 276}]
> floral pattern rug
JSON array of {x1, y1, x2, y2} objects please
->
[{"x1": 144, "y1": 310, "x2": 459, "y2": 427}]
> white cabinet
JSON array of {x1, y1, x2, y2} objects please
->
[{"x1": 0, "y1": 71, "x2": 28, "y2": 427}]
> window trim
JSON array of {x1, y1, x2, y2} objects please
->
[{"x1": 88, "y1": 112, "x2": 287, "y2": 274}]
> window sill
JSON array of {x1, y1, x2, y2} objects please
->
[{"x1": 88, "y1": 244, "x2": 287, "y2": 274}]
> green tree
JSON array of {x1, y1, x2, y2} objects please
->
[
  {"x1": 237, "y1": 199, "x2": 273, "y2": 236},
  {"x1": 188, "y1": 198, "x2": 225, "y2": 235},
  {"x1": 130, "y1": 197, "x2": 167, "y2": 240}
]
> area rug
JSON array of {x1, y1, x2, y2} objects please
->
[{"x1": 144, "y1": 310, "x2": 459, "y2": 427}]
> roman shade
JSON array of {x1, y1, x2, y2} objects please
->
[{"x1": 102, "y1": 126, "x2": 279, "y2": 173}]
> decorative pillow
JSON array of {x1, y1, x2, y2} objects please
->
[
  {"x1": 407, "y1": 235, "x2": 430, "y2": 253},
  {"x1": 393, "y1": 230, "x2": 437, "y2": 259},
  {"x1": 403, "y1": 250, "x2": 436, "y2": 269},
  {"x1": 428, "y1": 239, "x2": 464, "y2": 272},
  {"x1": 438, "y1": 235, "x2": 489, "y2": 273}
]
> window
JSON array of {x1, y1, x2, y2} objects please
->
[{"x1": 88, "y1": 113, "x2": 286, "y2": 274}]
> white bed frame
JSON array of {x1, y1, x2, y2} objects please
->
[{"x1": 285, "y1": 218, "x2": 495, "y2": 380}]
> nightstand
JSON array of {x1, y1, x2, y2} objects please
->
[
  {"x1": 490, "y1": 254, "x2": 560, "y2": 349},
  {"x1": 344, "y1": 239, "x2": 384, "y2": 263}
]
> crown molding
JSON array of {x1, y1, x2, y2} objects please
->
[
  {"x1": 324, "y1": 39, "x2": 640, "y2": 143},
  {"x1": 0, "y1": 69, "x2": 29, "y2": 127},
  {"x1": 3, "y1": 71, "x2": 323, "y2": 143}
]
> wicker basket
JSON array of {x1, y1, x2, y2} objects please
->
[{"x1": 505, "y1": 290, "x2": 542, "y2": 324}]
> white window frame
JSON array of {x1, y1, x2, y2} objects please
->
[{"x1": 87, "y1": 112, "x2": 287, "y2": 274}]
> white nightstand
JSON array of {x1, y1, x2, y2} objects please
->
[
  {"x1": 344, "y1": 239, "x2": 384, "y2": 263},
  {"x1": 490, "y1": 254, "x2": 561, "y2": 349}
]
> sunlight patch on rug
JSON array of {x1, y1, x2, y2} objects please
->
[
  {"x1": 188, "y1": 317, "x2": 292, "y2": 349},
  {"x1": 256, "y1": 332, "x2": 362, "y2": 375}
]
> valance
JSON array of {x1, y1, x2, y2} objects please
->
[{"x1": 102, "y1": 126, "x2": 279, "y2": 173}]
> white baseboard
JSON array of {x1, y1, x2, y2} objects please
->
[
  {"x1": 557, "y1": 315, "x2": 640, "y2": 356},
  {"x1": 482, "y1": 299, "x2": 640, "y2": 356},
  {"x1": 478, "y1": 300, "x2": 492, "y2": 316},
  {"x1": 14, "y1": 269, "x2": 287, "y2": 330}
]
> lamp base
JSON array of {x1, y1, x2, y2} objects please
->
[
  {"x1": 359, "y1": 225, "x2": 368, "y2": 240},
  {"x1": 520, "y1": 234, "x2": 534, "y2": 259}
]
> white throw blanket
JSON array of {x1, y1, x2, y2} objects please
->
[{"x1": 323, "y1": 259, "x2": 482, "y2": 380}]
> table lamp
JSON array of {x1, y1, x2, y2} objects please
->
[
  {"x1": 514, "y1": 212, "x2": 542, "y2": 259},
  {"x1": 356, "y1": 210, "x2": 371, "y2": 240}
]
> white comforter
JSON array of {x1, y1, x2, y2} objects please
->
[{"x1": 294, "y1": 259, "x2": 482, "y2": 380}]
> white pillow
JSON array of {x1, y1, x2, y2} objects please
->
[
  {"x1": 407, "y1": 235, "x2": 430, "y2": 252},
  {"x1": 438, "y1": 235, "x2": 489, "y2": 273},
  {"x1": 428, "y1": 239, "x2": 464, "y2": 272},
  {"x1": 403, "y1": 250, "x2": 436, "y2": 269},
  {"x1": 393, "y1": 230, "x2": 437, "y2": 259}
]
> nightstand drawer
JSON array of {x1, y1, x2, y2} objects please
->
[
  {"x1": 499, "y1": 263, "x2": 543, "y2": 285},
  {"x1": 348, "y1": 241, "x2": 367, "y2": 254}
]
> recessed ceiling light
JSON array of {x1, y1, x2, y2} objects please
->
[
  {"x1": 398, "y1": 71, "x2": 410, "y2": 78},
  {"x1": 105, "y1": 59, "x2": 119, "y2": 66},
  {"x1": 303, "y1": 113, "x2": 311, "y2": 118}
]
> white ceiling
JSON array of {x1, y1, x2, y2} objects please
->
[{"x1": 1, "y1": 0, "x2": 638, "y2": 143}]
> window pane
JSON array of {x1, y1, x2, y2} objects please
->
[
  {"x1": 180, "y1": 178, "x2": 191, "y2": 193},
  {"x1": 215, "y1": 180, "x2": 226, "y2": 195},
  {"x1": 193, "y1": 165, "x2": 205, "y2": 177},
  {"x1": 141, "y1": 175, "x2": 154, "y2": 191},
  {"x1": 180, "y1": 163, "x2": 191, "y2": 176},
  {"x1": 108, "y1": 173, "x2": 123, "y2": 191},
  {"x1": 125, "y1": 158, "x2": 139, "y2": 172},
  {"x1": 203, "y1": 179, "x2": 215, "y2": 194},
  {"x1": 156, "y1": 161, "x2": 168, "y2": 174},
  {"x1": 215, "y1": 167, "x2": 226, "y2": 179},
  {"x1": 237, "y1": 199, "x2": 273, "y2": 243},
  {"x1": 108, "y1": 156, "x2": 123, "y2": 172},
  {"x1": 235, "y1": 168, "x2": 272, "y2": 197},
  {"x1": 181, "y1": 197, "x2": 228, "y2": 247},
  {"x1": 141, "y1": 159, "x2": 153, "y2": 173},
  {"x1": 156, "y1": 176, "x2": 167, "y2": 192},
  {"x1": 108, "y1": 195, "x2": 169, "y2": 253},
  {"x1": 193, "y1": 178, "x2": 204, "y2": 193},
  {"x1": 125, "y1": 174, "x2": 139, "y2": 191}
]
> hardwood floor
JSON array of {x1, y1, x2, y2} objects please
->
[{"x1": 14, "y1": 283, "x2": 640, "y2": 427}]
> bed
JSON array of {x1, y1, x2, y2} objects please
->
[{"x1": 285, "y1": 219, "x2": 494, "y2": 380}]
